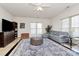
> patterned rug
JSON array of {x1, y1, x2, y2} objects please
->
[{"x1": 10, "y1": 38, "x2": 79, "y2": 56}]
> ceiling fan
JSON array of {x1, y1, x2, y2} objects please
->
[{"x1": 29, "y1": 3, "x2": 51, "y2": 11}]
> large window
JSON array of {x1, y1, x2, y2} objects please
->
[
  {"x1": 71, "y1": 16, "x2": 79, "y2": 37},
  {"x1": 61, "y1": 18, "x2": 70, "y2": 32},
  {"x1": 61, "y1": 15, "x2": 79, "y2": 38},
  {"x1": 30, "y1": 23, "x2": 42, "y2": 37}
]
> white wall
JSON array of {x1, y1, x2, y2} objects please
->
[
  {"x1": 0, "y1": 6, "x2": 52, "y2": 37},
  {"x1": 13, "y1": 17, "x2": 51, "y2": 37},
  {"x1": 0, "y1": 6, "x2": 13, "y2": 32},
  {"x1": 52, "y1": 5, "x2": 79, "y2": 31}
]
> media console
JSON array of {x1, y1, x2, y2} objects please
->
[
  {"x1": 0, "y1": 31, "x2": 15, "y2": 47},
  {"x1": 0, "y1": 19, "x2": 18, "y2": 47}
]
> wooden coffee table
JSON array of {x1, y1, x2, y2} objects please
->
[{"x1": 30, "y1": 37, "x2": 43, "y2": 46}]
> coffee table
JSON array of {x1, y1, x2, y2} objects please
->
[{"x1": 30, "y1": 37, "x2": 43, "y2": 46}]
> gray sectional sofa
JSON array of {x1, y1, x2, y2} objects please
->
[{"x1": 43, "y1": 31, "x2": 71, "y2": 43}]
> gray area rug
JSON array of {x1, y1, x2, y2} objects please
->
[{"x1": 10, "y1": 38, "x2": 79, "y2": 56}]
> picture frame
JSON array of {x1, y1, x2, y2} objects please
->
[{"x1": 20, "y1": 23, "x2": 25, "y2": 28}]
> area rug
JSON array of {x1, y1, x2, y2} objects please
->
[{"x1": 10, "y1": 38, "x2": 79, "y2": 56}]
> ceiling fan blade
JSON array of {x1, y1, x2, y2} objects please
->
[{"x1": 28, "y1": 3, "x2": 51, "y2": 8}]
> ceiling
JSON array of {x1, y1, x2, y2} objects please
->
[{"x1": 0, "y1": 3, "x2": 78, "y2": 19}]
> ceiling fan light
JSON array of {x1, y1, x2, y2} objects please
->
[{"x1": 37, "y1": 6, "x2": 43, "y2": 11}]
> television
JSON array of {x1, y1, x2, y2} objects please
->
[{"x1": 2, "y1": 19, "x2": 13, "y2": 32}]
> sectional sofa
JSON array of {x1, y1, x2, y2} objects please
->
[{"x1": 43, "y1": 31, "x2": 71, "y2": 43}]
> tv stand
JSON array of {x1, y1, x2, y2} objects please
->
[
  {"x1": 0, "y1": 19, "x2": 18, "y2": 47},
  {"x1": 0, "y1": 31, "x2": 15, "y2": 47}
]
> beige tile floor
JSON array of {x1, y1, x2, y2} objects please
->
[{"x1": 0, "y1": 38, "x2": 21, "y2": 56}]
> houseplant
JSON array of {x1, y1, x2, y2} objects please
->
[{"x1": 45, "y1": 25, "x2": 52, "y2": 33}]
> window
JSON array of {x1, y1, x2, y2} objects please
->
[
  {"x1": 71, "y1": 16, "x2": 79, "y2": 37},
  {"x1": 30, "y1": 23, "x2": 42, "y2": 37},
  {"x1": 61, "y1": 18, "x2": 69, "y2": 32},
  {"x1": 61, "y1": 15, "x2": 79, "y2": 38}
]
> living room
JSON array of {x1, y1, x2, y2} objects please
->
[{"x1": 0, "y1": 2, "x2": 79, "y2": 56}]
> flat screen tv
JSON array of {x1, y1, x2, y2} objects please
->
[{"x1": 2, "y1": 19, "x2": 13, "y2": 32}]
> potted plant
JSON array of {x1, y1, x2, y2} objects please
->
[{"x1": 45, "y1": 25, "x2": 52, "y2": 33}]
